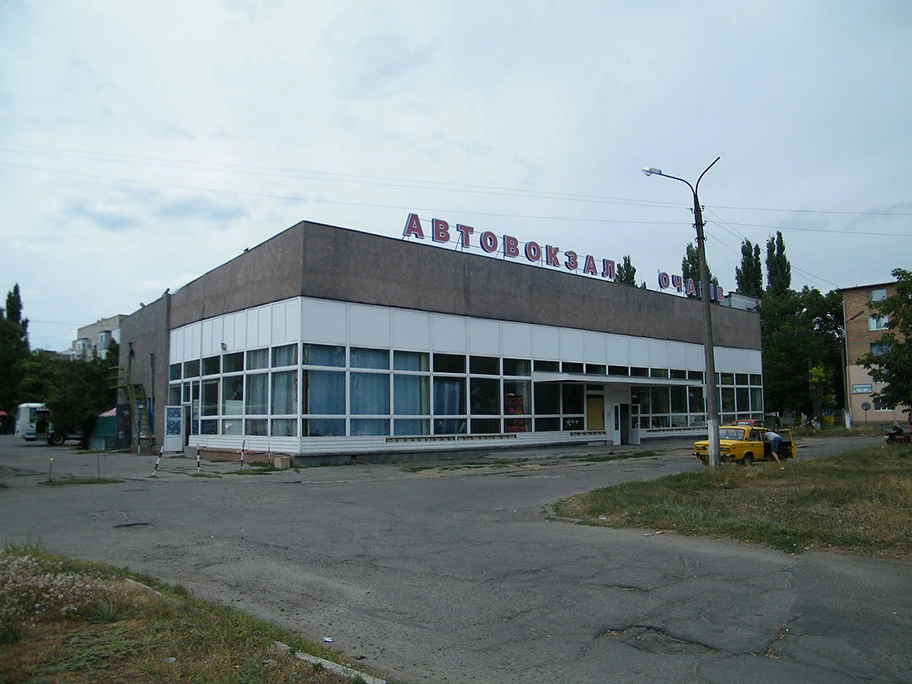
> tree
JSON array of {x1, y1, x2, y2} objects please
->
[
  {"x1": 859, "y1": 268, "x2": 912, "y2": 412},
  {"x1": 765, "y1": 231, "x2": 791, "y2": 297},
  {"x1": 681, "y1": 242, "x2": 718, "y2": 298},
  {"x1": 0, "y1": 283, "x2": 30, "y2": 411},
  {"x1": 808, "y1": 364, "x2": 836, "y2": 428},
  {"x1": 735, "y1": 239, "x2": 763, "y2": 298},
  {"x1": 760, "y1": 286, "x2": 844, "y2": 419},
  {"x1": 615, "y1": 255, "x2": 637, "y2": 286}
]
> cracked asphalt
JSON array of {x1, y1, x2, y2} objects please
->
[{"x1": 1, "y1": 434, "x2": 909, "y2": 683}]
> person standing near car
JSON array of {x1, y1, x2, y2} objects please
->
[{"x1": 763, "y1": 429, "x2": 784, "y2": 466}]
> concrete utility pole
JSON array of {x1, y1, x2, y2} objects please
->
[{"x1": 642, "y1": 158, "x2": 722, "y2": 467}]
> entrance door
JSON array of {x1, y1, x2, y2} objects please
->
[
  {"x1": 163, "y1": 406, "x2": 184, "y2": 452},
  {"x1": 586, "y1": 395, "x2": 605, "y2": 431},
  {"x1": 618, "y1": 404, "x2": 631, "y2": 444}
]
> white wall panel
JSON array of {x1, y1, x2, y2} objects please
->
[
  {"x1": 201, "y1": 319, "x2": 214, "y2": 357},
  {"x1": 170, "y1": 329, "x2": 183, "y2": 363},
  {"x1": 246, "y1": 308, "x2": 260, "y2": 348},
  {"x1": 531, "y1": 325, "x2": 560, "y2": 360},
  {"x1": 431, "y1": 314, "x2": 467, "y2": 353},
  {"x1": 233, "y1": 312, "x2": 247, "y2": 350},
  {"x1": 628, "y1": 336, "x2": 649, "y2": 366},
  {"x1": 685, "y1": 343, "x2": 704, "y2": 371},
  {"x1": 501, "y1": 322, "x2": 532, "y2": 358},
  {"x1": 714, "y1": 346, "x2": 735, "y2": 373},
  {"x1": 302, "y1": 298, "x2": 346, "y2": 344},
  {"x1": 605, "y1": 334, "x2": 628, "y2": 365},
  {"x1": 189, "y1": 323, "x2": 201, "y2": 359},
  {"x1": 271, "y1": 301, "x2": 287, "y2": 343},
  {"x1": 647, "y1": 338, "x2": 668, "y2": 368},
  {"x1": 467, "y1": 318, "x2": 500, "y2": 355},
  {"x1": 257, "y1": 305, "x2": 271, "y2": 347},
  {"x1": 349, "y1": 304, "x2": 391, "y2": 347},
  {"x1": 583, "y1": 331, "x2": 606, "y2": 363},
  {"x1": 559, "y1": 329, "x2": 583, "y2": 362},
  {"x1": 285, "y1": 298, "x2": 301, "y2": 343},
  {"x1": 391, "y1": 309, "x2": 430, "y2": 350},
  {"x1": 668, "y1": 341, "x2": 687, "y2": 370}
]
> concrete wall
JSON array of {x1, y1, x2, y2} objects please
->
[
  {"x1": 170, "y1": 227, "x2": 304, "y2": 329},
  {"x1": 170, "y1": 221, "x2": 760, "y2": 350},
  {"x1": 118, "y1": 295, "x2": 171, "y2": 447}
]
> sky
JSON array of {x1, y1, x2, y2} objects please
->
[{"x1": 1, "y1": 0, "x2": 910, "y2": 352}]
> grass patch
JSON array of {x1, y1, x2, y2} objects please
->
[
  {"x1": 554, "y1": 446, "x2": 912, "y2": 557},
  {"x1": 0, "y1": 544, "x2": 369, "y2": 683},
  {"x1": 41, "y1": 477, "x2": 123, "y2": 486}
]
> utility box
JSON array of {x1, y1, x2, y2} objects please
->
[{"x1": 272, "y1": 455, "x2": 292, "y2": 469}]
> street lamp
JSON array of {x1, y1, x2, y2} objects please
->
[{"x1": 642, "y1": 157, "x2": 722, "y2": 467}]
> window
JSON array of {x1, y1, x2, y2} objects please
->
[
  {"x1": 433, "y1": 377, "x2": 466, "y2": 415},
  {"x1": 183, "y1": 359, "x2": 200, "y2": 378},
  {"x1": 223, "y1": 352, "x2": 244, "y2": 373},
  {"x1": 470, "y1": 356, "x2": 500, "y2": 375},
  {"x1": 246, "y1": 348, "x2": 269, "y2": 370},
  {"x1": 394, "y1": 375, "x2": 429, "y2": 415},
  {"x1": 534, "y1": 360, "x2": 560, "y2": 373},
  {"x1": 394, "y1": 351, "x2": 428, "y2": 371},
  {"x1": 272, "y1": 419, "x2": 298, "y2": 436},
  {"x1": 470, "y1": 377, "x2": 500, "y2": 415},
  {"x1": 202, "y1": 356, "x2": 220, "y2": 376},
  {"x1": 585, "y1": 364, "x2": 606, "y2": 375},
  {"x1": 201, "y1": 380, "x2": 219, "y2": 416},
  {"x1": 169, "y1": 364, "x2": 181, "y2": 381},
  {"x1": 272, "y1": 344, "x2": 297, "y2": 367},
  {"x1": 534, "y1": 383, "x2": 561, "y2": 414},
  {"x1": 503, "y1": 358, "x2": 531, "y2": 376},
  {"x1": 350, "y1": 373, "x2": 390, "y2": 414},
  {"x1": 245, "y1": 375, "x2": 268, "y2": 414},
  {"x1": 351, "y1": 347, "x2": 389, "y2": 369},
  {"x1": 434, "y1": 353, "x2": 465, "y2": 373},
  {"x1": 222, "y1": 376, "x2": 244, "y2": 415},
  {"x1": 870, "y1": 341, "x2": 889, "y2": 356},
  {"x1": 562, "y1": 362, "x2": 583, "y2": 374},
  {"x1": 303, "y1": 370, "x2": 344, "y2": 414},
  {"x1": 873, "y1": 396, "x2": 893, "y2": 411},
  {"x1": 271, "y1": 371, "x2": 297, "y2": 414},
  {"x1": 869, "y1": 315, "x2": 889, "y2": 331},
  {"x1": 869, "y1": 288, "x2": 887, "y2": 302},
  {"x1": 303, "y1": 344, "x2": 344, "y2": 367}
]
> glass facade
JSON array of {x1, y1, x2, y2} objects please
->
[{"x1": 169, "y1": 342, "x2": 763, "y2": 438}]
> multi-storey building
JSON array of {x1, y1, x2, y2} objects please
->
[
  {"x1": 69, "y1": 315, "x2": 125, "y2": 361},
  {"x1": 840, "y1": 281, "x2": 907, "y2": 425}
]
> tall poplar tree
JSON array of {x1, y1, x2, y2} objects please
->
[
  {"x1": 0, "y1": 283, "x2": 30, "y2": 411},
  {"x1": 615, "y1": 255, "x2": 637, "y2": 286},
  {"x1": 735, "y1": 239, "x2": 763, "y2": 297},
  {"x1": 765, "y1": 231, "x2": 791, "y2": 296},
  {"x1": 681, "y1": 242, "x2": 718, "y2": 298}
]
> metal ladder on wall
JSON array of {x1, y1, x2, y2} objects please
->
[{"x1": 109, "y1": 366, "x2": 154, "y2": 452}]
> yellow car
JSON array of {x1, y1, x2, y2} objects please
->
[{"x1": 693, "y1": 426, "x2": 795, "y2": 465}]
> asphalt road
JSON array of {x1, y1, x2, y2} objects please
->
[{"x1": 1, "y1": 434, "x2": 909, "y2": 683}]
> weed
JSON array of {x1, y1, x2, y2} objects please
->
[
  {"x1": 0, "y1": 544, "x2": 357, "y2": 683},
  {"x1": 555, "y1": 446, "x2": 912, "y2": 558},
  {"x1": 40, "y1": 477, "x2": 122, "y2": 486}
]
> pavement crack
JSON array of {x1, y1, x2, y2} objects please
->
[{"x1": 601, "y1": 625, "x2": 717, "y2": 655}]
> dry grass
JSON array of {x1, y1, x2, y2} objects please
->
[
  {"x1": 554, "y1": 445, "x2": 912, "y2": 557},
  {"x1": 0, "y1": 545, "x2": 377, "y2": 683}
]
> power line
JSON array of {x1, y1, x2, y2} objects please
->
[
  {"x1": 3, "y1": 158, "x2": 910, "y2": 238},
  {"x1": 2, "y1": 140, "x2": 911, "y2": 217}
]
